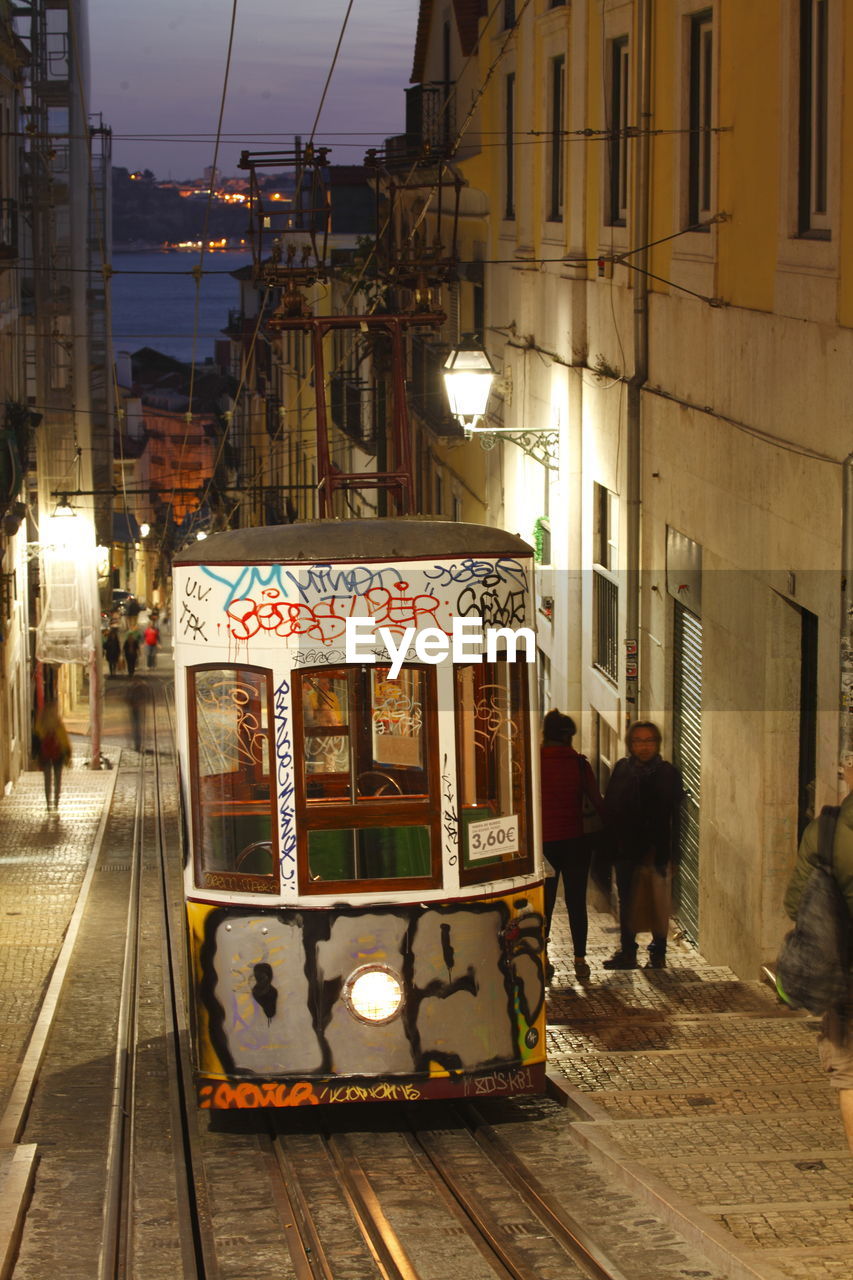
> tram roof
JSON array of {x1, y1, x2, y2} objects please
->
[{"x1": 173, "y1": 518, "x2": 533, "y2": 565}]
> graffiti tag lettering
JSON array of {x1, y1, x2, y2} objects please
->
[{"x1": 199, "y1": 1080, "x2": 319, "y2": 1109}]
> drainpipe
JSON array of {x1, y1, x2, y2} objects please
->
[
  {"x1": 840, "y1": 454, "x2": 853, "y2": 773},
  {"x1": 625, "y1": 0, "x2": 653, "y2": 727}
]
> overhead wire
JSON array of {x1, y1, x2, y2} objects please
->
[{"x1": 161, "y1": 0, "x2": 240, "y2": 560}]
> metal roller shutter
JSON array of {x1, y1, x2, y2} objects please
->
[{"x1": 673, "y1": 602, "x2": 702, "y2": 943}]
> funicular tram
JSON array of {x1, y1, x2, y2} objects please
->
[{"x1": 172, "y1": 518, "x2": 547, "y2": 1109}]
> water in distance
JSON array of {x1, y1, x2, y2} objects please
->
[{"x1": 111, "y1": 248, "x2": 251, "y2": 364}]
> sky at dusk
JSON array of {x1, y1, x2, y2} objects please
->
[{"x1": 88, "y1": 0, "x2": 421, "y2": 180}]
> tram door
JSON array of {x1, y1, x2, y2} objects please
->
[{"x1": 672, "y1": 601, "x2": 702, "y2": 943}]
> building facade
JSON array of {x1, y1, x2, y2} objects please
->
[{"x1": 407, "y1": 0, "x2": 851, "y2": 977}]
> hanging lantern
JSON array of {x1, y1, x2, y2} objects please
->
[{"x1": 442, "y1": 335, "x2": 496, "y2": 433}]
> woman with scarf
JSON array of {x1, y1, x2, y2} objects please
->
[{"x1": 603, "y1": 721, "x2": 685, "y2": 970}]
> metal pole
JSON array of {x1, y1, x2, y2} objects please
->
[
  {"x1": 839, "y1": 453, "x2": 853, "y2": 769},
  {"x1": 624, "y1": 0, "x2": 653, "y2": 727}
]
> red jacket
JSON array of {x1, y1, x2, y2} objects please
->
[{"x1": 540, "y1": 744, "x2": 603, "y2": 842}]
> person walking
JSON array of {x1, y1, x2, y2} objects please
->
[
  {"x1": 103, "y1": 625, "x2": 121, "y2": 677},
  {"x1": 784, "y1": 759, "x2": 853, "y2": 1202},
  {"x1": 123, "y1": 627, "x2": 141, "y2": 678},
  {"x1": 144, "y1": 618, "x2": 160, "y2": 669},
  {"x1": 540, "y1": 710, "x2": 605, "y2": 983},
  {"x1": 603, "y1": 721, "x2": 685, "y2": 970},
  {"x1": 34, "y1": 700, "x2": 72, "y2": 813},
  {"x1": 126, "y1": 678, "x2": 147, "y2": 753}
]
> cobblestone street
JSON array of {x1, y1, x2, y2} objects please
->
[{"x1": 546, "y1": 907, "x2": 853, "y2": 1280}]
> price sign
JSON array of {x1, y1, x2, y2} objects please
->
[{"x1": 467, "y1": 814, "x2": 519, "y2": 860}]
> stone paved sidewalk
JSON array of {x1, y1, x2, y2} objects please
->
[
  {"x1": 0, "y1": 759, "x2": 116, "y2": 1119},
  {"x1": 545, "y1": 902, "x2": 853, "y2": 1280}
]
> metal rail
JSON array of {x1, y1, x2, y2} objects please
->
[
  {"x1": 460, "y1": 1103, "x2": 633, "y2": 1280},
  {"x1": 97, "y1": 729, "x2": 148, "y2": 1279},
  {"x1": 265, "y1": 1108, "x2": 631, "y2": 1280},
  {"x1": 155, "y1": 681, "x2": 217, "y2": 1278}
]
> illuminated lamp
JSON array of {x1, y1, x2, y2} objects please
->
[
  {"x1": 344, "y1": 965, "x2": 404, "y2": 1024},
  {"x1": 442, "y1": 334, "x2": 496, "y2": 437}
]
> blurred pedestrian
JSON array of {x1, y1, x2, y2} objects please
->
[
  {"x1": 103, "y1": 625, "x2": 121, "y2": 677},
  {"x1": 144, "y1": 619, "x2": 160, "y2": 669},
  {"x1": 123, "y1": 627, "x2": 141, "y2": 677},
  {"x1": 126, "y1": 678, "x2": 147, "y2": 752},
  {"x1": 540, "y1": 710, "x2": 605, "y2": 983},
  {"x1": 784, "y1": 758, "x2": 853, "y2": 1198},
  {"x1": 603, "y1": 721, "x2": 685, "y2": 970},
  {"x1": 34, "y1": 700, "x2": 72, "y2": 813}
]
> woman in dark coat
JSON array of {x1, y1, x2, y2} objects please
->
[
  {"x1": 603, "y1": 721, "x2": 685, "y2": 970},
  {"x1": 103, "y1": 626, "x2": 121, "y2": 677},
  {"x1": 540, "y1": 710, "x2": 605, "y2": 981}
]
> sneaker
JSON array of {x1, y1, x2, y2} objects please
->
[
  {"x1": 602, "y1": 951, "x2": 638, "y2": 970},
  {"x1": 645, "y1": 954, "x2": 667, "y2": 969},
  {"x1": 573, "y1": 958, "x2": 591, "y2": 981},
  {"x1": 545, "y1": 960, "x2": 556, "y2": 983}
]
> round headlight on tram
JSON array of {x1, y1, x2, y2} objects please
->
[{"x1": 344, "y1": 965, "x2": 404, "y2": 1025}]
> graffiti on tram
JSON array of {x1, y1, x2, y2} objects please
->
[
  {"x1": 176, "y1": 557, "x2": 531, "y2": 652},
  {"x1": 188, "y1": 892, "x2": 546, "y2": 1094}
]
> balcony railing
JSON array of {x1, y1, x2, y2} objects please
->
[{"x1": 386, "y1": 84, "x2": 456, "y2": 168}]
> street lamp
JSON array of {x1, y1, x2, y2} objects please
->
[{"x1": 442, "y1": 335, "x2": 496, "y2": 436}]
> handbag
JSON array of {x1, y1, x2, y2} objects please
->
[
  {"x1": 577, "y1": 755, "x2": 604, "y2": 837},
  {"x1": 628, "y1": 859, "x2": 672, "y2": 935},
  {"x1": 776, "y1": 805, "x2": 850, "y2": 1016}
]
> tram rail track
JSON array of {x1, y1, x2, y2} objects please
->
[{"x1": 260, "y1": 1102, "x2": 635, "y2": 1280}]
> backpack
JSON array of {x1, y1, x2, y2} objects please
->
[{"x1": 776, "y1": 805, "x2": 850, "y2": 1015}]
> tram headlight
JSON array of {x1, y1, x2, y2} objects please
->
[{"x1": 344, "y1": 965, "x2": 404, "y2": 1025}]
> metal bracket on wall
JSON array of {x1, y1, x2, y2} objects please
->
[{"x1": 478, "y1": 430, "x2": 560, "y2": 471}]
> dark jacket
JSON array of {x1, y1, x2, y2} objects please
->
[
  {"x1": 605, "y1": 754, "x2": 685, "y2": 868},
  {"x1": 540, "y1": 744, "x2": 604, "y2": 842}
]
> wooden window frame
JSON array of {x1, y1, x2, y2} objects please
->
[
  {"x1": 606, "y1": 36, "x2": 630, "y2": 227},
  {"x1": 293, "y1": 664, "x2": 443, "y2": 896},
  {"x1": 505, "y1": 72, "x2": 516, "y2": 220},
  {"x1": 548, "y1": 54, "x2": 566, "y2": 222},
  {"x1": 188, "y1": 663, "x2": 280, "y2": 895},
  {"x1": 455, "y1": 658, "x2": 534, "y2": 889},
  {"x1": 687, "y1": 10, "x2": 714, "y2": 228},
  {"x1": 799, "y1": 0, "x2": 830, "y2": 237}
]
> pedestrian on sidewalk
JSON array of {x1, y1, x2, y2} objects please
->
[
  {"x1": 34, "y1": 700, "x2": 72, "y2": 813},
  {"x1": 603, "y1": 721, "x2": 685, "y2": 970},
  {"x1": 784, "y1": 759, "x2": 853, "y2": 1196},
  {"x1": 540, "y1": 710, "x2": 605, "y2": 983}
]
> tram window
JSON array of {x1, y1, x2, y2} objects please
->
[
  {"x1": 300, "y1": 667, "x2": 429, "y2": 802},
  {"x1": 296, "y1": 666, "x2": 439, "y2": 890},
  {"x1": 455, "y1": 660, "x2": 532, "y2": 884},
  {"x1": 189, "y1": 666, "x2": 278, "y2": 890}
]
